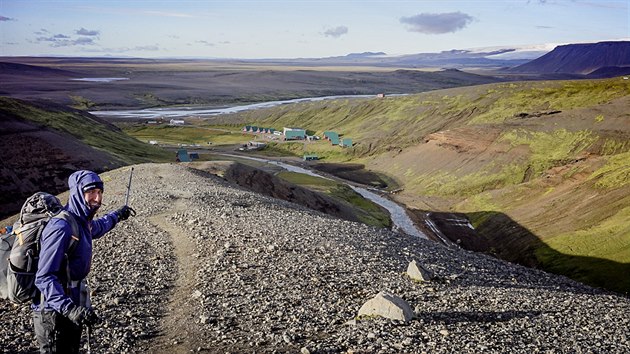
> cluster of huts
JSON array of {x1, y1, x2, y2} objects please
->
[{"x1": 242, "y1": 125, "x2": 352, "y2": 147}]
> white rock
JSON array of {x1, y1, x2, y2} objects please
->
[
  {"x1": 358, "y1": 291, "x2": 415, "y2": 322},
  {"x1": 407, "y1": 260, "x2": 434, "y2": 282}
]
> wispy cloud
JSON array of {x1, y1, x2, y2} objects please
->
[
  {"x1": 400, "y1": 12, "x2": 474, "y2": 34},
  {"x1": 195, "y1": 40, "x2": 214, "y2": 46},
  {"x1": 132, "y1": 45, "x2": 159, "y2": 51},
  {"x1": 37, "y1": 36, "x2": 97, "y2": 47},
  {"x1": 35, "y1": 28, "x2": 100, "y2": 47},
  {"x1": 76, "y1": 27, "x2": 100, "y2": 36},
  {"x1": 0, "y1": 15, "x2": 16, "y2": 21},
  {"x1": 323, "y1": 26, "x2": 348, "y2": 38},
  {"x1": 94, "y1": 45, "x2": 161, "y2": 53}
]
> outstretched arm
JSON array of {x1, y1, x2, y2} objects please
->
[{"x1": 90, "y1": 211, "x2": 119, "y2": 239}]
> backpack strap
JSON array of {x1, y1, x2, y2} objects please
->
[{"x1": 53, "y1": 211, "x2": 80, "y2": 255}]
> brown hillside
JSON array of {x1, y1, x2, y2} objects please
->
[{"x1": 0, "y1": 115, "x2": 127, "y2": 218}]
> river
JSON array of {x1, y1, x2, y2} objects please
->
[
  {"x1": 220, "y1": 154, "x2": 428, "y2": 239},
  {"x1": 90, "y1": 94, "x2": 380, "y2": 119}
]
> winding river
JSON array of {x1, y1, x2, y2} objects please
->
[
  {"x1": 221, "y1": 154, "x2": 428, "y2": 239},
  {"x1": 91, "y1": 94, "x2": 379, "y2": 119}
]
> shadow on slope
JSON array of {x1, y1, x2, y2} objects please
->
[
  {"x1": 421, "y1": 210, "x2": 630, "y2": 295},
  {"x1": 188, "y1": 160, "x2": 391, "y2": 228}
]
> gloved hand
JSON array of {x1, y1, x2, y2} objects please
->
[
  {"x1": 65, "y1": 305, "x2": 100, "y2": 326},
  {"x1": 114, "y1": 205, "x2": 135, "y2": 221}
]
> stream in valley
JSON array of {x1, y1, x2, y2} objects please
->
[{"x1": 221, "y1": 154, "x2": 428, "y2": 239}]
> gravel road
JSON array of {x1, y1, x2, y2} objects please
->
[{"x1": 1, "y1": 163, "x2": 629, "y2": 353}]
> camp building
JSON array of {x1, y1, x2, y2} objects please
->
[
  {"x1": 323, "y1": 131, "x2": 340, "y2": 145},
  {"x1": 283, "y1": 127, "x2": 306, "y2": 140},
  {"x1": 176, "y1": 149, "x2": 191, "y2": 162},
  {"x1": 341, "y1": 138, "x2": 353, "y2": 148}
]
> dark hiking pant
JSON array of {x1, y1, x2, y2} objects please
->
[{"x1": 33, "y1": 310, "x2": 82, "y2": 354}]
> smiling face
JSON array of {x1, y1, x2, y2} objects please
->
[{"x1": 84, "y1": 188, "x2": 103, "y2": 211}]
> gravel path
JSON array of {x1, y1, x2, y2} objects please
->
[{"x1": 1, "y1": 163, "x2": 629, "y2": 353}]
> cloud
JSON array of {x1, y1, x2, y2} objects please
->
[
  {"x1": 195, "y1": 40, "x2": 214, "y2": 46},
  {"x1": 133, "y1": 45, "x2": 159, "y2": 51},
  {"x1": 324, "y1": 26, "x2": 349, "y2": 38},
  {"x1": 0, "y1": 15, "x2": 16, "y2": 21},
  {"x1": 75, "y1": 27, "x2": 100, "y2": 36},
  {"x1": 36, "y1": 35, "x2": 97, "y2": 47},
  {"x1": 53, "y1": 37, "x2": 97, "y2": 47},
  {"x1": 400, "y1": 12, "x2": 474, "y2": 34},
  {"x1": 93, "y1": 45, "x2": 161, "y2": 53}
]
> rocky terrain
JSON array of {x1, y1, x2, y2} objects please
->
[{"x1": 2, "y1": 163, "x2": 629, "y2": 353}]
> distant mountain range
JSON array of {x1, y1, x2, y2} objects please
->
[
  {"x1": 510, "y1": 41, "x2": 630, "y2": 76},
  {"x1": 222, "y1": 41, "x2": 630, "y2": 78},
  {"x1": 242, "y1": 48, "x2": 533, "y2": 69}
]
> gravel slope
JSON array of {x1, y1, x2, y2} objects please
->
[{"x1": 1, "y1": 163, "x2": 629, "y2": 353}]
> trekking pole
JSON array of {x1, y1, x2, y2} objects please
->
[
  {"x1": 124, "y1": 167, "x2": 137, "y2": 217},
  {"x1": 87, "y1": 324, "x2": 92, "y2": 354}
]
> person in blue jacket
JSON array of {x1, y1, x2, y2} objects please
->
[{"x1": 33, "y1": 170, "x2": 133, "y2": 353}]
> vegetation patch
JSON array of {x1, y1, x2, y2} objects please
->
[
  {"x1": 500, "y1": 129, "x2": 597, "y2": 175},
  {"x1": 276, "y1": 171, "x2": 337, "y2": 188},
  {"x1": 469, "y1": 79, "x2": 630, "y2": 124},
  {"x1": 408, "y1": 164, "x2": 525, "y2": 198},
  {"x1": 329, "y1": 184, "x2": 391, "y2": 228},
  {"x1": 589, "y1": 151, "x2": 630, "y2": 189}
]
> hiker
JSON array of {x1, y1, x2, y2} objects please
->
[{"x1": 33, "y1": 170, "x2": 133, "y2": 353}]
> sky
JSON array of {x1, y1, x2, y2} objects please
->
[{"x1": 0, "y1": 0, "x2": 628, "y2": 59}]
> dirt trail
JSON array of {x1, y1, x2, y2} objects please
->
[{"x1": 148, "y1": 192, "x2": 199, "y2": 353}]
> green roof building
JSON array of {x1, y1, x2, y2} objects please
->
[
  {"x1": 283, "y1": 127, "x2": 306, "y2": 140},
  {"x1": 176, "y1": 149, "x2": 191, "y2": 162}
]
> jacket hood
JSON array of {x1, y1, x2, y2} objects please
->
[{"x1": 67, "y1": 170, "x2": 104, "y2": 221}]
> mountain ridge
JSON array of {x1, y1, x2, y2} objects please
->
[{"x1": 510, "y1": 41, "x2": 630, "y2": 75}]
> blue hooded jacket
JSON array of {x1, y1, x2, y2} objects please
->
[{"x1": 34, "y1": 170, "x2": 119, "y2": 313}]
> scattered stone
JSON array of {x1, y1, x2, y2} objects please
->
[
  {"x1": 407, "y1": 260, "x2": 434, "y2": 282},
  {"x1": 358, "y1": 292, "x2": 415, "y2": 322}
]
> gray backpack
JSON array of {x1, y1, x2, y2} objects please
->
[{"x1": 1, "y1": 192, "x2": 79, "y2": 304}]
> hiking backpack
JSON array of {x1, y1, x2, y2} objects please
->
[{"x1": 0, "y1": 192, "x2": 79, "y2": 304}]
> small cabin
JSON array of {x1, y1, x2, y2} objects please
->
[{"x1": 176, "y1": 149, "x2": 191, "y2": 162}]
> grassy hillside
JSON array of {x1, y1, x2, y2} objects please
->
[
  {"x1": 0, "y1": 97, "x2": 172, "y2": 219},
  {"x1": 0, "y1": 97, "x2": 172, "y2": 163},
  {"x1": 207, "y1": 77, "x2": 630, "y2": 293}
]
